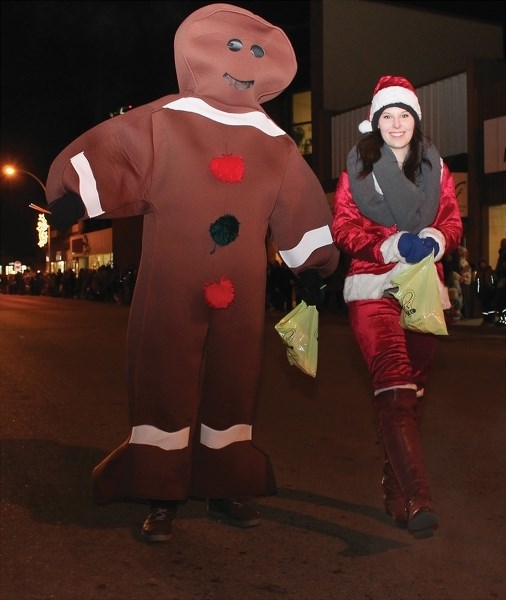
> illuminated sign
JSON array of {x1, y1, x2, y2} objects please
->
[{"x1": 36, "y1": 214, "x2": 49, "y2": 247}]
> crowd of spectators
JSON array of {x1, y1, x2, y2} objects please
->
[
  {"x1": 4, "y1": 241, "x2": 504, "y2": 327},
  {"x1": 0, "y1": 264, "x2": 137, "y2": 305},
  {"x1": 443, "y1": 239, "x2": 506, "y2": 327}
]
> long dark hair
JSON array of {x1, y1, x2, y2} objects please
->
[{"x1": 356, "y1": 124, "x2": 431, "y2": 183}]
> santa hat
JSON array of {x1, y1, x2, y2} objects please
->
[{"x1": 358, "y1": 75, "x2": 422, "y2": 133}]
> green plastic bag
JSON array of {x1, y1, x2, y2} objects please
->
[
  {"x1": 390, "y1": 253, "x2": 448, "y2": 336},
  {"x1": 275, "y1": 301, "x2": 319, "y2": 377}
]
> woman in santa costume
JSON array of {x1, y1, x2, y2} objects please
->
[
  {"x1": 332, "y1": 75, "x2": 462, "y2": 538},
  {"x1": 45, "y1": 3, "x2": 338, "y2": 542}
]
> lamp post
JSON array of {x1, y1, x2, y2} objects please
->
[{"x1": 2, "y1": 164, "x2": 52, "y2": 273}]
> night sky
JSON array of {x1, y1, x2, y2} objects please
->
[
  {"x1": 0, "y1": 0, "x2": 310, "y2": 263},
  {"x1": 3, "y1": 0, "x2": 501, "y2": 264}
]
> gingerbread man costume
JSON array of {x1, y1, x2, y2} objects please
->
[{"x1": 45, "y1": 4, "x2": 338, "y2": 523}]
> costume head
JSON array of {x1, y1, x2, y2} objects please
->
[
  {"x1": 174, "y1": 3, "x2": 297, "y2": 109},
  {"x1": 358, "y1": 75, "x2": 422, "y2": 133}
]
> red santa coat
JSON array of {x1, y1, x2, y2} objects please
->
[
  {"x1": 332, "y1": 164, "x2": 462, "y2": 307},
  {"x1": 45, "y1": 4, "x2": 339, "y2": 503}
]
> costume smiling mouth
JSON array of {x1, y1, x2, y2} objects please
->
[{"x1": 223, "y1": 73, "x2": 254, "y2": 90}]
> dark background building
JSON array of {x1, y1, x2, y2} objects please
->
[{"x1": 1, "y1": 0, "x2": 504, "y2": 273}]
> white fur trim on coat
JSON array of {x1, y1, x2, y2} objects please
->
[
  {"x1": 380, "y1": 232, "x2": 406, "y2": 263},
  {"x1": 418, "y1": 227, "x2": 446, "y2": 261},
  {"x1": 344, "y1": 262, "x2": 409, "y2": 301},
  {"x1": 343, "y1": 261, "x2": 451, "y2": 309}
]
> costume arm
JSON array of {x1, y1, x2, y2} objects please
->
[
  {"x1": 45, "y1": 107, "x2": 155, "y2": 220},
  {"x1": 269, "y1": 145, "x2": 339, "y2": 278}
]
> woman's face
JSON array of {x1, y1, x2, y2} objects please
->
[{"x1": 378, "y1": 107, "x2": 415, "y2": 157}]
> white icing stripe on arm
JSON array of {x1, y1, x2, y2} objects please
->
[
  {"x1": 70, "y1": 152, "x2": 105, "y2": 217},
  {"x1": 279, "y1": 225, "x2": 333, "y2": 268},
  {"x1": 129, "y1": 424, "x2": 190, "y2": 450},
  {"x1": 164, "y1": 97, "x2": 285, "y2": 137},
  {"x1": 200, "y1": 423, "x2": 252, "y2": 449}
]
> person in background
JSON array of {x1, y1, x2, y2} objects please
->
[
  {"x1": 457, "y1": 245, "x2": 473, "y2": 318},
  {"x1": 475, "y1": 258, "x2": 496, "y2": 325},
  {"x1": 443, "y1": 252, "x2": 463, "y2": 321},
  {"x1": 332, "y1": 75, "x2": 462, "y2": 538},
  {"x1": 447, "y1": 268, "x2": 464, "y2": 321},
  {"x1": 493, "y1": 238, "x2": 506, "y2": 327},
  {"x1": 267, "y1": 259, "x2": 295, "y2": 313}
]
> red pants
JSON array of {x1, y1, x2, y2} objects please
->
[{"x1": 347, "y1": 299, "x2": 438, "y2": 395}]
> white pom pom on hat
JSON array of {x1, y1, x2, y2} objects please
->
[
  {"x1": 359, "y1": 75, "x2": 422, "y2": 133},
  {"x1": 359, "y1": 119, "x2": 373, "y2": 133}
]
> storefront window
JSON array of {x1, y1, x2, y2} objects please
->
[{"x1": 292, "y1": 91, "x2": 312, "y2": 155}]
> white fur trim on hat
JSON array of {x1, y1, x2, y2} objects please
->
[{"x1": 369, "y1": 86, "x2": 421, "y2": 124}]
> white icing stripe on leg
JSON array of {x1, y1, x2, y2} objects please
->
[
  {"x1": 200, "y1": 423, "x2": 252, "y2": 449},
  {"x1": 279, "y1": 225, "x2": 333, "y2": 268},
  {"x1": 70, "y1": 152, "x2": 105, "y2": 217},
  {"x1": 129, "y1": 424, "x2": 190, "y2": 450}
]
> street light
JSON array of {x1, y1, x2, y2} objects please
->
[
  {"x1": 2, "y1": 164, "x2": 53, "y2": 273},
  {"x1": 2, "y1": 165, "x2": 46, "y2": 193}
]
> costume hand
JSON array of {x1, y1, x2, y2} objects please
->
[
  {"x1": 398, "y1": 233, "x2": 433, "y2": 263},
  {"x1": 296, "y1": 268, "x2": 326, "y2": 307},
  {"x1": 47, "y1": 192, "x2": 86, "y2": 232},
  {"x1": 421, "y1": 236, "x2": 440, "y2": 257}
]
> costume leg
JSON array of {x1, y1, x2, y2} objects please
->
[
  {"x1": 93, "y1": 291, "x2": 209, "y2": 505},
  {"x1": 190, "y1": 290, "x2": 276, "y2": 499}
]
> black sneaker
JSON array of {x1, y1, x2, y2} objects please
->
[
  {"x1": 207, "y1": 498, "x2": 260, "y2": 528},
  {"x1": 141, "y1": 504, "x2": 177, "y2": 542}
]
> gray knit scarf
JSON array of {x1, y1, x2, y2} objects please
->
[{"x1": 346, "y1": 143, "x2": 441, "y2": 234}]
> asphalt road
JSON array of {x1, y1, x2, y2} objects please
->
[{"x1": 1, "y1": 294, "x2": 505, "y2": 600}]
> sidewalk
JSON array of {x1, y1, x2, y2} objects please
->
[
  {"x1": 447, "y1": 316, "x2": 506, "y2": 330},
  {"x1": 449, "y1": 317, "x2": 485, "y2": 327}
]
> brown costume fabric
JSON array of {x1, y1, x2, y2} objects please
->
[{"x1": 46, "y1": 3, "x2": 339, "y2": 504}]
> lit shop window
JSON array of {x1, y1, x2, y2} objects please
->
[{"x1": 292, "y1": 91, "x2": 312, "y2": 156}]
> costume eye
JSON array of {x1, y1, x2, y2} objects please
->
[
  {"x1": 227, "y1": 39, "x2": 243, "y2": 52},
  {"x1": 250, "y1": 44, "x2": 265, "y2": 58}
]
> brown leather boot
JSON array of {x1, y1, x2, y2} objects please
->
[
  {"x1": 373, "y1": 388, "x2": 438, "y2": 538},
  {"x1": 382, "y1": 454, "x2": 408, "y2": 526},
  {"x1": 381, "y1": 393, "x2": 425, "y2": 526}
]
